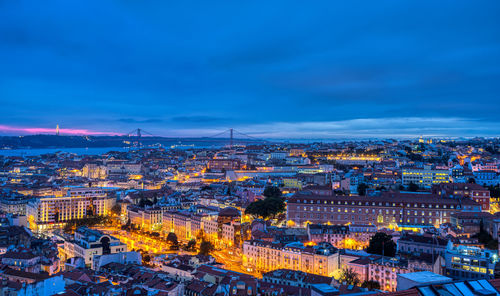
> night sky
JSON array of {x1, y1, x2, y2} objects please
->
[{"x1": 1, "y1": 1, "x2": 499, "y2": 139}]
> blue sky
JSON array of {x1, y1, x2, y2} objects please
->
[{"x1": 0, "y1": 1, "x2": 499, "y2": 138}]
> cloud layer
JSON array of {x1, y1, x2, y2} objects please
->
[{"x1": 0, "y1": 1, "x2": 499, "y2": 138}]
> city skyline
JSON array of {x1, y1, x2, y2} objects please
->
[{"x1": 1, "y1": 1, "x2": 500, "y2": 138}]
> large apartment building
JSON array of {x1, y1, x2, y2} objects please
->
[
  {"x1": 368, "y1": 257, "x2": 412, "y2": 292},
  {"x1": 128, "y1": 206, "x2": 164, "y2": 231},
  {"x1": 242, "y1": 240, "x2": 338, "y2": 277},
  {"x1": 445, "y1": 245, "x2": 498, "y2": 280},
  {"x1": 286, "y1": 191, "x2": 480, "y2": 228},
  {"x1": 307, "y1": 224, "x2": 376, "y2": 250},
  {"x1": 432, "y1": 183, "x2": 491, "y2": 212},
  {"x1": 162, "y1": 210, "x2": 219, "y2": 242},
  {"x1": 402, "y1": 165, "x2": 449, "y2": 188},
  {"x1": 26, "y1": 192, "x2": 115, "y2": 232}
]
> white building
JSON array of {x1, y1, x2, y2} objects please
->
[
  {"x1": 26, "y1": 192, "x2": 115, "y2": 232},
  {"x1": 63, "y1": 227, "x2": 127, "y2": 268},
  {"x1": 27, "y1": 195, "x2": 92, "y2": 232},
  {"x1": 243, "y1": 240, "x2": 338, "y2": 277},
  {"x1": 402, "y1": 165, "x2": 449, "y2": 188},
  {"x1": 92, "y1": 251, "x2": 141, "y2": 270},
  {"x1": 444, "y1": 244, "x2": 498, "y2": 280}
]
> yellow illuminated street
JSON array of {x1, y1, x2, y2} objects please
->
[{"x1": 95, "y1": 226, "x2": 260, "y2": 277}]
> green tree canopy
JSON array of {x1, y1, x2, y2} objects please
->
[
  {"x1": 366, "y1": 232, "x2": 396, "y2": 257},
  {"x1": 245, "y1": 186, "x2": 285, "y2": 219},
  {"x1": 263, "y1": 186, "x2": 282, "y2": 199},
  {"x1": 245, "y1": 196, "x2": 285, "y2": 219},
  {"x1": 489, "y1": 185, "x2": 500, "y2": 199},
  {"x1": 166, "y1": 232, "x2": 178, "y2": 246},
  {"x1": 339, "y1": 267, "x2": 360, "y2": 286},
  {"x1": 185, "y1": 239, "x2": 197, "y2": 252},
  {"x1": 408, "y1": 182, "x2": 419, "y2": 192},
  {"x1": 199, "y1": 240, "x2": 214, "y2": 256},
  {"x1": 111, "y1": 204, "x2": 121, "y2": 216},
  {"x1": 357, "y1": 183, "x2": 368, "y2": 196}
]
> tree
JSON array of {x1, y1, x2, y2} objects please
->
[
  {"x1": 166, "y1": 232, "x2": 178, "y2": 246},
  {"x1": 475, "y1": 220, "x2": 498, "y2": 250},
  {"x1": 408, "y1": 182, "x2": 419, "y2": 192},
  {"x1": 245, "y1": 196, "x2": 285, "y2": 220},
  {"x1": 245, "y1": 187, "x2": 285, "y2": 220},
  {"x1": 366, "y1": 232, "x2": 397, "y2": 257},
  {"x1": 196, "y1": 229, "x2": 206, "y2": 241},
  {"x1": 468, "y1": 177, "x2": 476, "y2": 184},
  {"x1": 362, "y1": 280, "x2": 381, "y2": 290},
  {"x1": 357, "y1": 183, "x2": 368, "y2": 196},
  {"x1": 489, "y1": 185, "x2": 500, "y2": 199},
  {"x1": 185, "y1": 239, "x2": 197, "y2": 252},
  {"x1": 111, "y1": 204, "x2": 121, "y2": 216},
  {"x1": 263, "y1": 186, "x2": 282, "y2": 199},
  {"x1": 199, "y1": 240, "x2": 214, "y2": 256},
  {"x1": 143, "y1": 254, "x2": 151, "y2": 263},
  {"x1": 139, "y1": 198, "x2": 153, "y2": 208},
  {"x1": 339, "y1": 267, "x2": 360, "y2": 286}
]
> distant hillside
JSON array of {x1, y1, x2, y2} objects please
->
[{"x1": 0, "y1": 135, "x2": 261, "y2": 149}]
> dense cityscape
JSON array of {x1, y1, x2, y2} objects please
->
[
  {"x1": 0, "y1": 137, "x2": 500, "y2": 295},
  {"x1": 2, "y1": 0, "x2": 500, "y2": 295}
]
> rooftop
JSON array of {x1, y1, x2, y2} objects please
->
[{"x1": 397, "y1": 271, "x2": 452, "y2": 284}]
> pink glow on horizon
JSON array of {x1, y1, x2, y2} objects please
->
[{"x1": 0, "y1": 125, "x2": 122, "y2": 136}]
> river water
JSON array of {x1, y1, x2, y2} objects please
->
[{"x1": 0, "y1": 147, "x2": 132, "y2": 157}]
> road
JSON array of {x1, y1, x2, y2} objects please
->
[{"x1": 95, "y1": 226, "x2": 260, "y2": 277}]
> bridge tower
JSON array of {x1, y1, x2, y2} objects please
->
[{"x1": 230, "y1": 128, "x2": 233, "y2": 148}]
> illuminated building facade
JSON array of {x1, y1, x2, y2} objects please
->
[
  {"x1": 221, "y1": 221, "x2": 241, "y2": 248},
  {"x1": 82, "y1": 163, "x2": 107, "y2": 179},
  {"x1": 0, "y1": 197, "x2": 29, "y2": 215},
  {"x1": 62, "y1": 227, "x2": 127, "y2": 267},
  {"x1": 307, "y1": 224, "x2": 376, "y2": 250},
  {"x1": 402, "y1": 165, "x2": 449, "y2": 188},
  {"x1": 128, "y1": 206, "x2": 164, "y2": 231},
  {"x1": 242, "y1": 240, "x2": 338, "y2": 277},
  {"x1": 282, "y1": 177, "x2": 303, "y2": 190},
  {"x1": 286, "y1": 191, "x2": 480, "y2": 228},
  {"x1": 445, "y1": 245, "x2": 498, "y2": 280},
  {"x1": 307, "y1": 224, "x2": 348, "y2": 248},
  {"x1": 27, "y1": 195, "x2": 92, "y2": 232},
  {"x1": 162, "y1": 211, "x2": 206, "y2": 241},
  {"x1": 207, "y1": 159, "x2": 242, "y2": 171},
  {"x1": 106, "y1": 162, "x2": 142, "y2": 175},
  {"x1": 432, "y1": 183, "x2": 491, "y2": 212},
  {"x1": 397, "y1": 233, "x2": 449, "y2": 257},
  {"x1": 26, "y1": 191, "x2": 115, "y2": 232},
  {"x1": 368, "y1": 257, "x2": 412, "y2": 292}
]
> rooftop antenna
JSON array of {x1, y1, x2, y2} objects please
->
[{"x1": 56, "y1": 124, "x2": 60, "y2": 136}]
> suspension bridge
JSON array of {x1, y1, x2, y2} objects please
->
[{"x1": 125, "y1": 128, "x2": 269, "y2": 147}]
